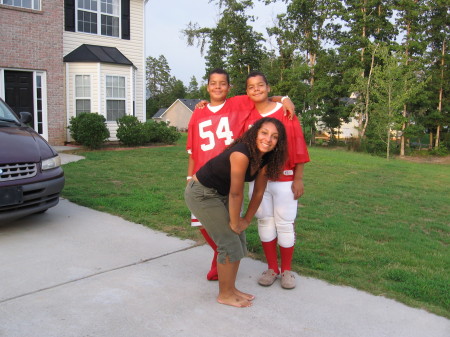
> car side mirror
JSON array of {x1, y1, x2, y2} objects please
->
[{"x1": 19, "y1": 111, "x2": 32, "y2": 124}]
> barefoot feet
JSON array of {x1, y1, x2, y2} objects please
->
[
  {"x1": 234, "y1": 288, "x2": 255, "y2": 301},
  {"x1": 217, "y1": 293, "x2": 253, "y2": 308}
]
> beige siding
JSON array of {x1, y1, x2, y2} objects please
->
[
  {"x1": 159, "y1": 101, "x2": 192, "y2": 131},
  {"x1": 66, "y1": 63, "x2": 100, "y2": 117},
  {"x1": 64, "y1": 0, "x2": 145, "y2": 141}
]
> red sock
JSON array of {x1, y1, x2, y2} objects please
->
[
  {"x1": 200, "y1": 228, "x2": 218, "y2": 280},
  {"x1": 261, "y1": 239, "x2": 279, "y2": 274},
  {"x1": 280, "y1": 245, "x2": 294, "y2": 273}
]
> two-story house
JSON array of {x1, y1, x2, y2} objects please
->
[{"x1": 0, "y1": 0, "x2": 146, "y2": 145}]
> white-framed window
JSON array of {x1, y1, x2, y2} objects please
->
[
  {"x1": 1, "y1": 0, "x2": 40, "y2": 10},
  {"x1": 75, "y1": 75, "x2": 91, "y2": 116},
  {"x1": 106, "y1": 75, "x2": 125, "y2": 121},
  {"x1": 36, "y1": 73, "x2": 43, "y2": 134},
  {"x1": 76, "y1": 0, "x2": 120, "y2": 37}
]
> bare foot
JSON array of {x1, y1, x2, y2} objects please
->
[
  {"x1": 234, "y1": 288, "x2": 255, "y2": 301},
  {"x1": 217, "y1": 294, "x2": 252, "y2": 308}
]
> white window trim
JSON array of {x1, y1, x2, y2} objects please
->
[
  {"x1": 105, "y1": 74, "x2": 127, "y2": 122},
  {"x1": 1, "y1": 0, "x2": 41, "y2": 11},
  {"x1": 34, "y1": 71, "x2": 48, "y2": 140},
  {"x1": 0, "y1": 68, "x2": 48, "y2": 140},
  {"x1": 75, "y1": 0, "x2": 122, "y2": 38},
  {"x1": 74, "y1": 74, "x2": 92, "y2": 116}
]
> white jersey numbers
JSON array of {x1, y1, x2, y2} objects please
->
[{"x1": 199, "y1": 117, "x2": 234, "y2": 151}]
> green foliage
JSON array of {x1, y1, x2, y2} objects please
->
[
  {"x1": 116, "y1": 115, "x2": 148, "y2": 146},
  {"x1": 144, "y1": 120, "x2": 181, "y2": 144},
  {"x1": 186, "y1": 76, "x2": 201, "y2": 99},
  {"x1": 429, "y1": 145, "x2": 449, "y2": 156},
  {"x1": 146, "y1": 55, "x2": 187, "y2": 118},
  {"x1": 183, "y1": 0, "x2": 265, "y2": 94},
  {"x1": 116, "y1": 115, "x2": 181, "y2": 146},
  {"x1": 68, "y1": 113, "x2": 110, "y2": 149},
  {"x1": 174, "y1": 0, "x2": 448, "y2": 153}
]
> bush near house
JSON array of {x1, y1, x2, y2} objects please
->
[
  {"x1": 68, "y1": 113, "x2": 110, "y2": 149},
  {"x1": 116, "y1": 115, "x2": 181, "y2": 146}
]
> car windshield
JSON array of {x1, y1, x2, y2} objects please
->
[{"x1": 0, "y1": 99, "x2": 20, "y2": 123}]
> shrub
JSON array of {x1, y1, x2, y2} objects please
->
[
  {"x1": 116, "y1": 115, "x2": 147, "y2": 146},
  {"x1": 68, "y1": 113, "x2": 110, "y2": 149},
  {"x1": 116, "y1": 117, "x2": 181, "y2": 146},
  {"x1": 144, "y1": 120, "x2": 181, "y2": 144},
  {"x1": 429, "y1": 145, "x2": 449, "y2": 156}
]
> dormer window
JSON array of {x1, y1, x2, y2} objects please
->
[{"x1": 76, "y1": 0, "x2": 120, "y2": 37}]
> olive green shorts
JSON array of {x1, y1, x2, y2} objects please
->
[{"x1": 184, "y1": 179, "x2": 247, "y2": 264}]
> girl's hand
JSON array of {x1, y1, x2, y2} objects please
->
[{"x1": 230, "y1": 218, "x2": 249, "y2": 234}]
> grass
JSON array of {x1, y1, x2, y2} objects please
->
[{"x1": 61, "y1": 135, "x2": 450, "y2": 318}]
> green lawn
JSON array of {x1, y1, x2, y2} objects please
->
[{"x1": 61, "y1": 135, "x2": 450, "y2": 318}]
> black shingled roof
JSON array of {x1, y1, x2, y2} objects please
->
[{"x1": 64, "y1": 44, "x2": 134, "y2": 66}]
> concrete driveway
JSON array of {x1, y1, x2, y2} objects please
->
[{"x1": 1, "y1": 198, "x2": 449, "y2": 337}]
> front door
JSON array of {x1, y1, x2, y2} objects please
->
[{"x1": 4, "y1": 71, "x2": 34, "y2": 125}]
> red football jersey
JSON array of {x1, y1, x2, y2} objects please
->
[
  {"x1": 187, "y1": 95, "x2": 254, "y2": 174},
  {"x1": 245, "y1": 104, "x2": 310, "y2": 181}
]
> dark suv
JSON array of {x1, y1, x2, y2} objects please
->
[{"x1": 0, "y1": 98, "x2": 65, "y2": 224}]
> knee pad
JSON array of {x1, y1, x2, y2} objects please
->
[
  {"x1": 257, "y1": 217, "x2": 277, "y2": 242},
  {"x1": 276, "y1": 222, "x2": 295, "y2": 247}
]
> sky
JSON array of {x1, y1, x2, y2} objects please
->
[{"x1": 144, "y1": 0, "x2": 286, "y2": 86}]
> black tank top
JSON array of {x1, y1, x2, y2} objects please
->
[{"x1": 196, "y1": 142, "x2": 266, "y2": 196}]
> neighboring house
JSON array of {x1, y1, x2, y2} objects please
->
[
  {"x1": 316, "y1": 94, "x2": 360, "y2": 140},
  {"x1": 152, "y1": 99, "x2": 200, "y2": 131},
  {"x1": 0, "y1": 0, "x2": 147, "y2": 145}
]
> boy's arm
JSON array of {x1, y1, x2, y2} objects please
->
[
  {"x1": 269, "y1": 96, "x2": 295, "y2": 119},
  {"x1": 291, "y1": 163, "x2": 305, "y2": 200},
  {"x1": 196, "y1": 96, "x2": 295, "y2": 119},
  {"x1": 187, "y1": 154, "x2": 195, "y2": 183}
]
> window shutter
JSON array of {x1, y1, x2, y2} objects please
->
[
  {"x1": 64, "y1": 0, "x2": 76, "y2": 32},
  {"x1": 121, "y1": 0, "x2": 130, "y2": 40}
]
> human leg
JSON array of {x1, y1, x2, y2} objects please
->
[
  {"x1": 217, "y1": 257, "x2": 252, "y2": 307},
  {"x1": 249, "y1": 181, "x2": 279, "y2": 286},
  {"x1": 199, "y1": 227, "x2": 219, "y2": 280},
  {"x1": 185, "y1": 181, "x2": 251, "y2": 303},
  {"x1": 272, "y1": 181, "x2": 298, "y2": 288},
  {"x1": 191, "y1": 213, "x2": 219, "y2": 280}
]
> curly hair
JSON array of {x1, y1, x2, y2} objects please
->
[{"x1": 232, "y1": 117, "x2": 287, "y2": 180}]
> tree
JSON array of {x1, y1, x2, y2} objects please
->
[
  {"x1": 371, "y1": 45, "x2": 424, "y2": 158},
  {"x1": 394, "y1": 0, "x2": 428, "y2": 156},
  {"x1": 183, "y1": 0, "x2": 266, "y2": 95},
  {"x1": 423, "y1": 0, "x2": 449, "y2": 149},
  {"x1": 186, "y1": 76, "x2": 201, "y2": 99},
  {"x1": 146, "y1": 55, "x2": 173, "y2": 97},
  {"x1": 145, "y1": 55, "x2": 187, "y2": 118},
  {"x1": 262, "y1": 0, "x2": 345, "y2": 143}
]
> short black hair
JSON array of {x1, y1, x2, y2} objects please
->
[
  {"x1": 208, "y1": 68, "x2": 230, "y2": 85},
  {"x1": 246, "y1": 71, "x2": 268, "y2": 86}
]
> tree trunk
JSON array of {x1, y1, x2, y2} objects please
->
[
  {"x1": 434, "y1": 40, "x2": 445, "y2": 148},
  {"x1": 387, "y1": 127, "x2": 391, "y2": 160},
  {"x1": 360, "y1": 44, "x2": 378, "y2": 140},
  {"x1": 400, "y1": 104, "x2": 407, "y2": 157},
  {"x1": 400, "y1": 15, "x2": 412, "y2": 157}
]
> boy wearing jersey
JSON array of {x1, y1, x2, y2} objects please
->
[
  {"x1": 246, "y1": 71, "x2": 310, "y2": 289},
  {"x1": 186, "y1": 69, "x2": 295, "y2": 281}
]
